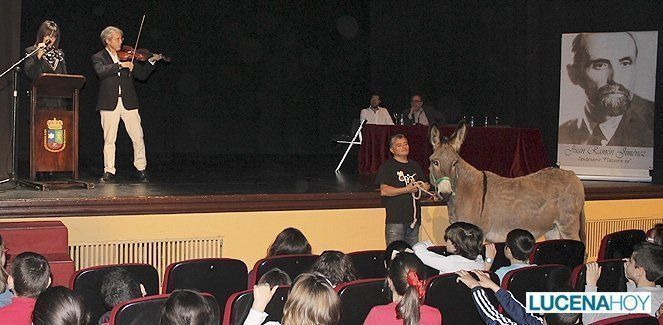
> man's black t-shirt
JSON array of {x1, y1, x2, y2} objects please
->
[{"x1": 376, "y1": 157, "x2": 426, "y2": 225}]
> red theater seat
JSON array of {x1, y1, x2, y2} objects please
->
[
  {"x1": 110, "y1": 293, "x2": 219, "y2": 325},
  {"x1": 248, "y1": 254, "x2": 319, "y2": 287},
  {"x1": 223, "y1": 286, "x2": 290, "y2": 325},
  {"x1": 348, "y1": 250, "x2": 386, "y2": 279},
  {"x1": 597, "y1": 230, "x2": 646, "y2": 260},
  {"x1": 336, "y1": 278, "x2": 390, "y2": 325},
  {"x1": 163, "y1": 258, "x2": 247, "y2": 322},
  {"x1": 0, "y1": 221, "x2": 74, "y2": 287}
]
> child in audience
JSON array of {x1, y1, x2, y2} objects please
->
[
  {"x1": 646, "y1": 223, "x2": 663, "y2": 246},
  {"x1": 98, "y1": 268, "x2": 146, "y2": 325},
  {"x1": 267, "y1": 228, "x2": 312, "y2": 257},
  {"x1": 0, "y1": 252, "x2": 51, "y2": 325},
  {"x1": 384, "y1": 240, "x2": 413, "y2": 270},
  {"x1": 311, "y1": 250, "x2": 357, "y2": 287},
  {"x1": 258, "y1": 268, "x2": 292, "y2": 287},
  {"x1": 413, "y1": 222, "x2": 485, "y2": 274},
  {"x1": 160, "y1": 289, "x2": 213, "y2": 325},
  {"x1": 456, "y1": 269, "x2": 579, "y2": 325},
  {"x1": 488, "y1": 229, "x2": 535, "y2": 281},
  {"x1": 245, "y1": 272, "x2": 340, "y2": 325},
  {"x1": 364, "y1": 252, "x2": 442, "y2": 325},
  {"x1": 32, "y1": 286, "x2": 90, "y2": 325},
  {"x1": 0, "y1": 235, "x2": 12, "y2": 308},
  {"x1": 583, "y1": 242, "x2": 663, "y2": 323}
]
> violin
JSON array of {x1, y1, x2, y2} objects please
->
[{"x1": 117, "y1": 45, "x2": 171, "y2": 63}]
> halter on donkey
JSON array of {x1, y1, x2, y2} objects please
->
[{"x1": 428, "y1": 122, "x2": 585, "y2": 243}]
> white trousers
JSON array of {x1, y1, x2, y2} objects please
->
[{"x1": 100, "y1": 98, "x2": 147, "y2": 174}]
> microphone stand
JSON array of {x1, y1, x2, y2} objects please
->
[{"x1": 0, "y1": 47, "x2": 43, "y2": 189}]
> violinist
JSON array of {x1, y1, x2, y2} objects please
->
[{"x1": 92, "y1": 26, "x2": 164, "y2": 183}]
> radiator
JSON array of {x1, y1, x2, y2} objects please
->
[
  {"x1": 585, "y1": 216, "x2": 663, "y2": 261},
  {"x1": 68, "y1": 237, "x2": 223, "y2": 286}
]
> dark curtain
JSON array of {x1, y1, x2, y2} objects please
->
[{"x1": 0, "y1": 1, "x2": 21, "y2": 180}]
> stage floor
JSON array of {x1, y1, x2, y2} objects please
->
[{"x1": 1, "y1": 154, "x2": 662, "y2": 218}]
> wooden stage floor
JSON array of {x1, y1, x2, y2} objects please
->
[{"x1": 1, "y1": 154, "x2": 662, "y2": 218}]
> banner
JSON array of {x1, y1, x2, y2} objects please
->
[{"x1": 557, "y1": 31, "x2": 657, "y2": 181}]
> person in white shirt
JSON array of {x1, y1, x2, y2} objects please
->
[
  {"x1": 413, "y1": 222, "x2": 490, "y2": 274},
  {"x1": 360, "y1": 94, "x2": 394, "y2": 125}
]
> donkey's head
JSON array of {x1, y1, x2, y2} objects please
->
[{"x1": 429, "y1": 121, "x2": 468, "y2": 199}]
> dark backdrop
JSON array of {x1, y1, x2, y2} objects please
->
[
  {"x1": 0, "y1": 1, "x2": 21, "y2": 180},
  {"x1": 10, "y1": 0, "x2": 663, "y2": 178}
]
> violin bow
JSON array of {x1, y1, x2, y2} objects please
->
[{"x1": 131, "y1": 14, "x2": 147, "y2": 67}]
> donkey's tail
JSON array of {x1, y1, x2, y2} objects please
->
[{"x1": 579, "y1": 208, "x2": 586, "y2": 244}]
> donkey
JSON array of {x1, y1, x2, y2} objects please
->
[{"x1": 429, "y1": 122, "x2": 585, "y2": 243}]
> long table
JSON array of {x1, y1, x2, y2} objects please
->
[{"x1": 358, "y1": 125, "x2": 550, "y2": 177}]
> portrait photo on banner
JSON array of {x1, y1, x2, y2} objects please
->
[{"x1": 557, "y1": 31, "x2": 657, "y2": 173}]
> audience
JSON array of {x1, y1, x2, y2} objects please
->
[
  {"x1": 32, "y1": 286, "x2": 90, "y2": 325},
  {"x1": 266, "y1": 228, "x2": 312, "y2": 257},
  {"x1": 258, "y1": 268, "x2": 292, "y2": 287},
  {"x1": 160, "y1": 289, "x2": 213, "y2": 325},
  {"x1": 0, "y1": 252, "x2": 51, "y2": 325},
  {"x1": 646, "y1": 223, "x2": 663, "y2": 246},
  {"x1": 364, "y1": 252, "x2": 442, "y2": 325},
  {"x1": 488, "y1": 229, "x2": 536, "y2": 281},
  {"x1": 413, "y1": 222, "x2": 485, "y2": 274},
  {"x1": 245, "y1": 272, "x2": 340, "y2": 325},
  {"x1": 310, "y1": 250, "x2": 357, "y2": 287},
  {"x1": 98, "y1": 268, "x2": 146, "y2": 325},
  {"x1": 0, "y1": 235, "x2": 12, "y2": 308},
  {"x1": 583, "y1": 242, "x2": 663, "y2": 323},
  {"x1": 456, "y1": 269, "x2": 579, "y2": 325},
  {"x1": 384, "y1": 240, "x2": 413, "y2": 270},
  {"x1": 8, "y1": 221, "x2": 660, "y2": 324}
]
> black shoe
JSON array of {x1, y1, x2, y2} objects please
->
[
  {"x1": 100, "y1": 172, "x2": 115, "y2": 183},
  {"x1": 137, "y1": 170, "x2": 149, "y2": 183}
]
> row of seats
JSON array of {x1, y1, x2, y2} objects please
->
[
  {"x1": 91, "y1": 262, "x2": 658, "y2": 324},
  {"x1": 67, "y1": 230, "x2": 651, "y2": 324}
]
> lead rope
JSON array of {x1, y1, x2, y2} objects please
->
[{"x1": 398, "y1": 172, "x2": 438, "y2": 229}]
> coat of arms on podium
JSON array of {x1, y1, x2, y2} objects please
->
[{"x1": 44, "y1": 118, "x2": 66, "y2": 153}]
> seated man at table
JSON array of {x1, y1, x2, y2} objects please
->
[
  {"x1": 402, "y1": 94, "x2": 445, "y2": 126},
  {"x1": 377, "y1": 134, "x2": 430, "y2": 246},
  {"x1": 360, "y1": 93, "x2": 394, "y2": 125}
]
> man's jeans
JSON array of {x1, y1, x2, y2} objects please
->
[{"x1": 385, "y1": 223, "x2": 420, "y2": 247}]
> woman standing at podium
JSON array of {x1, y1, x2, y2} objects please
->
[
  {"x1": 24, "y1": 20, "x2": 67, "y2": 80},
  {"x1": 24, "y1": 20, "x2": 68, "y2": 111}
]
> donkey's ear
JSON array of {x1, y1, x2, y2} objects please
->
[
  {"x1": 448, "y1": 120, "x2": 468, "y2": 152},
  {"x1": 429, "y1": 123, "x2": 442, "y2": 149}
]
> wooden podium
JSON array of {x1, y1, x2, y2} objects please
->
[{"x1": 27, "y1": 73, "x2": 92, "y2": 190}]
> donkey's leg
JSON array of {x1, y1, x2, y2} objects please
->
[
  {"x1": 554, "y1": 212, "x2": 581, "y2": 240},
  {"x1": 544, "y1": 225, "x2": 562, "y2": 240}
]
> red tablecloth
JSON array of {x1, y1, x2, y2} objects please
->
[{"x1": 358, "y1": 125, "x2": 550, "y2": 177}]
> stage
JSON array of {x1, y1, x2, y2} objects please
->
[{"x1": 1, "y1": 154, "x2": 662, "y2": 219}]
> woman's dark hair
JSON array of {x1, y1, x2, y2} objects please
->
[
  {"x1": 384, "y1": 240, "x2": 412, "y2": 270},
  {"x1": 310, "y1": 250, "x2": 357, "y2": 286},
  {"x1": 267, "y1": 228, "x2": 312, "y2": 257},
  {"x1": 258, "y1": 267, "x2": 292, "y2": 287},
  {"x1": 160, "y1": 289, "x2": 213, "y2": 325},
  {"x1": 388, "y1": 253, "x2": 427, "y2": 325},
  {"x1": 646, "y1": 223, "x2": 663, "y2": 246},
  {"x1": 34, "y1": 20, "x2": 60, "y2": 48},
  {"x1": 0, "y1": 235, "x2": 8, "y2": 293},
  {"x1": 32, "y1": 286, "x2": 91, "y2": 325},
  {"x1": 444, "y1": 222, "x2": 484, "y2": 260},
  {"x1": 505, "y1": 229, "x2": 535, "y2": 261}
]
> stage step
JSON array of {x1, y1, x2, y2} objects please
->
[{"x1": 0, "y1": 221, "x2": 74, "y2": 287}]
